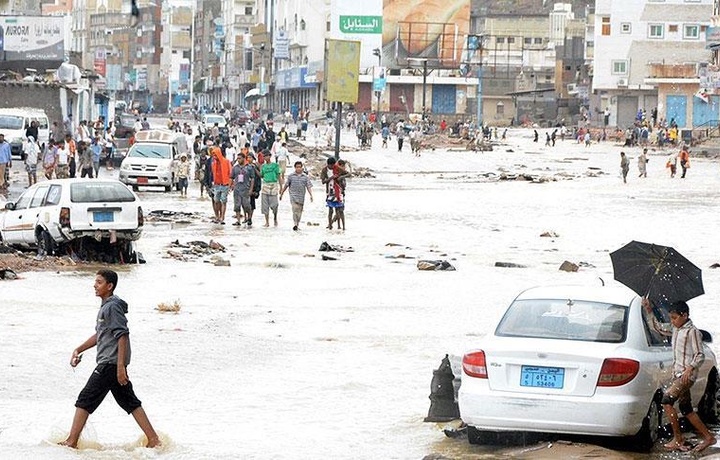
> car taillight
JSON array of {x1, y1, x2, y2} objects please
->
[
  {"x1": 137, "y1": 206, "x2": 144, "y2": 227},
  {"x1": 59, "y1": 207, "x2": 71, "y2": 228},
  {"x1": 462, "y1": 351, "x2": 488, "y2": 378},
  {"x1": 597, "y1": 358, "x2": 639, "y2": 387}
]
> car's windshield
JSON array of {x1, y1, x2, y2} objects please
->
[
  {"x1": 70, "y1": 182, "x2": 136, "y2": 203},
  {"x1": 495, "y1": 299, "x2": 628, "y2": 343},
  {"x1": 121, "y1": 116, "x2": 136, "y2": 126},
  {"x1": 0, "y1": 115, "x2": 24, "y2": 130},
  {"x1": 127, "y1": 144, "x2": 172, "y2": 159}
]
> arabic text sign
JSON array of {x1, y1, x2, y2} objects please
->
[
  {"x1": 330, "y1": 0, "x2": 382, "y2": 70},
  {"x1": 340, "y1": 16, "x2": 382, "y2": 34},
  {"x1": 0, "y1": 15, "x2": 65, "y2": 61},
  {"x1": 274, "y1": 30, "x2": 290, "y2": 60},
  {"x1": 325, "y1": 39, "x2": 361, "y2": 103}
]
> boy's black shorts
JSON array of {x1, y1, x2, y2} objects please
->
[{"x1": 75, "y1": 364, "x2": 142, "y2": 414}]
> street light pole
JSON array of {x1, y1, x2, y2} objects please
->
[
  {"x1": 167, "y1": 5, "x2": 172, "y2": 113},
  {"x1": 373, "y1": 47, "x2": 381, "y2": 126},
  {"x1": 422, "y1": 59, "x2": 427, "y2": 118},
  {"x1": 189, "y1": 4, "x2": 195, "y2": 112}
]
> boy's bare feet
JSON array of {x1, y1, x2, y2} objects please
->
[
  {"x1": 57, "y1": 439, "x2": 77, "y2": 448},
  {"x1": 664, "y1": 439, "x2": 690, "y2": 451},
  {"x1": 146, "y1": 436, "x2": 162, "y2": 448},
  {"x1": 693, "y1": 437, "x2": 717, "y2": 453}
]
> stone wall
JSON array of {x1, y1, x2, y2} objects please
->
[{"x1": 0, "y1": 82, "x2": 64, "y2": 124}]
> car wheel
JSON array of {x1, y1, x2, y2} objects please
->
[
  {"x1": 699, "y1": 369, "x2": 720, "y2": 424},
  {"x1": 36, "y1": 228, "x2": 54, "y2": 256},
  {"x1": 629, "y1": 398, "x2": 661, "y2": 452},
  {"x1": 467, "y1": 425, "x2": 497, "y2": 445}
]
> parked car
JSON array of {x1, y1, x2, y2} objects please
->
[
  {"x1": 118, "y1": 129, "x2": 188, "y2": 192},
  {"x1": 458, "y1": 285, "x2": 719, "y2": 451},
  {"x1": 0, "y1": 178, "x2": 143, "y2": 256},
  {"x1": 200, "y1": 113, "x2": 229, "y2": 140},
  {"x1": 233, "y1": 109, "x2": 252, "y2": 127}
]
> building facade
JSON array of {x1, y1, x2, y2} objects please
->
[{"x1": 593, "y1": 0, "x2": 714, "y2": 128}]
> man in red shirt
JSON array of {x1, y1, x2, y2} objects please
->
[{"x1": 210, "y1": 145, "x2": 232, "y2": 224}]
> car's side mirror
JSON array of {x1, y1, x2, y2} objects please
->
[
  {"x1": 5, "y1": 202, "x2": 15, "y2": 210},
  {"x1": 701, "y1": 329, "x2": 713, "y2": 343}
]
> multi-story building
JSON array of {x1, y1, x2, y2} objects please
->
[
  {"x1": 593, "y1": 0, "x2": 714, "y2": 128},
  {"x1": 220, "y1": 0, "x2": 255, "y2": 106},
  {"x1": 473, "y1": 2, "x2": 588, "y2": 126}
]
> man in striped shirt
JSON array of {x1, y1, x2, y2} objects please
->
[
  {"x1": 643, "y1": 297, "x2": 716, "y2": 452},
  {"x1": 279, "y1": 161, "x2": 313, "y2": 231}
]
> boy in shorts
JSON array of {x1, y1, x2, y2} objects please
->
[
  {"x1": 60, "y1": 270, "x2": 160, "y2": 449},
  {"x1": 643, "y1": 297, "x2": 716, "y2": 452}
]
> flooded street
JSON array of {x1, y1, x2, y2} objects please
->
[{"x1": 3, "y1": 128, "x2": 720, "y2": 459}]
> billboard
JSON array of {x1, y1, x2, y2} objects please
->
[
  {"x1": 330, "y1": 0, "x2": 382, "y2": 71},
  {"x1": 0, "y1": 15, "x2": 65, "y2": 61},
  {"x1": 381, "y1": 0, "x2": 470, "y2": 69},
  {"x1": 324, "y1": 39, "x2": 361, "y2": 103}
]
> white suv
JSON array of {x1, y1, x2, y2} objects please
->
[
  {"x1": 119, "y1": 130, "x2": 187, "y2": 192},
  {"x1": 1, "y1": 178, "x2": 143, "y2": 255}
]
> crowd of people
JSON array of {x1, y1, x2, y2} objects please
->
[{"x1": 189, "y1": 121, "x2": 349, "y2": 230}]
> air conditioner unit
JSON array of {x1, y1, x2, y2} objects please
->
[
  {"x1": 567, "y1": 83, "x2": 577, "y2": 94},
  {"x1": 617, "y1": 78, "x2": 628, "y2": 87}
]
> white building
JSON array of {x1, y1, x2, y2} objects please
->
[{"x1": 593, "y1": 0, "x2": 714, "y2": 128}]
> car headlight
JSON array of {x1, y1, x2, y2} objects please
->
[{"x1": 120, "y1": 162, "x2": 132, "y2": 171}]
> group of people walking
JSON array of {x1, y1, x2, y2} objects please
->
[
  {"x1": 193, "y1": 135, "x2": 347, "y2": 231},
  {"x1": 620, "y1": 145, "x2": 691, "y2": 183}
]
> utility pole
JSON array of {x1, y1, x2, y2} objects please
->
[{"x1": 373, "y1": 47, "x2": 381, "y2": 126}]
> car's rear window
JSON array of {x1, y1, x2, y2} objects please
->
[
  {"x1": 70, "y1": 182, "x2": 136, "y2": 203},
  {"x1": 495, "y1": 299, "x2": 628, "y2": 343},
  {"x1": 127, "y1": 144, "x2": 171, "y2": 159}
]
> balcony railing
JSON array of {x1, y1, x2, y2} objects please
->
[{"x1": 647, "y1": 63, "x2": 697, "y2": 79}]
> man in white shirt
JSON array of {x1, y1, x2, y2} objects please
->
[{"x1": 56, "y1": 141, "x2": 70, "y2": 178}]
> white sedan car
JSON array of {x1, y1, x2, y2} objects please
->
[
  {"x1": 1, "y1": 178, "x2": 143, "y2": 255},
  {"x1": 458, "y1": 285, "x2": 719, "y2": 451}
]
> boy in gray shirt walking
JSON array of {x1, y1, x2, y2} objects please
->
[{"x1": 60, "y1": 269, "x2": 160, "y2": 449}]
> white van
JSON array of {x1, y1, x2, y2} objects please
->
[{"x1": 0, "y1": 108, "x2": 50, "y2": 159}]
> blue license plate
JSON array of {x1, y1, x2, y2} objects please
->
[
  {"x1": 93, "y1": 211, "x2": 114, "y2": 223},
  {"x1": 520, "y1": 365, "x2": 564, "y2": 389}
]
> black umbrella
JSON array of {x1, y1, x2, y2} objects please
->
[{"x1": 610, "y1": 241, "x2": 704, "y2": 305}]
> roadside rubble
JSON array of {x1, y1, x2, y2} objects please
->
[
  {"x1": 165, "y1": 239, "x2": 230, "y2": 266},
  {"x1": 146, "y1": 209, "x2": 208, "y2": 224}
]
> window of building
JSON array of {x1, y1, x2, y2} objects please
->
[
  {"x1": 507, "y1": 37, "x2": 515, "y2": 44},
  {"x1": 612, "y1": 60, "x2": 628, "y2": 75},
  {"x1": 534, "y1": 37, "x2": 542, "y2": 44},
  {"x1": 496, "y1": 37, "x2": 505, "y2": 44},
  {"x1": 621, "y1": 23, "x2": 631, "y2": 34},
  {"x1": 326, "y1": 21, "x2": 330, "y2": 32},
  {"x1": 300, "y1": 19, "x2": 306, "y2": 31},
  {"x1": 649, "y1": 24, "x2": 664, "y2": 38},
  {"x1": 244, "y1": 6, "x2": 253, "y2": 15},
  {"x1": 669, "y1": 25, "x2": 678, "y2": 32},
  {"x1": 601, "y1": 17, "x2": 611, "y2": 36},
  {"x1": 524, "y1": 37, "x2": 532, "y2": 44},
  {"x1": 496, "y1": 102, "x2": 505, "y2": 115},
  {"x1": 684, "y1": 25, "x2": 699, "y2": 39}
]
